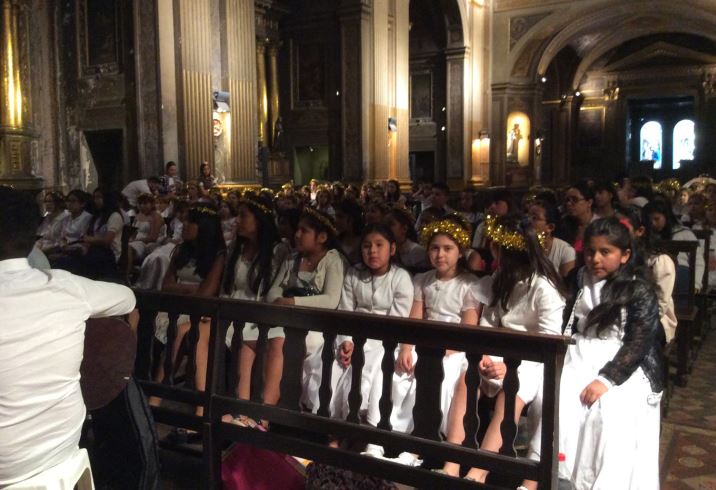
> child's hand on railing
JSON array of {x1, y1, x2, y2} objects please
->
[
  {"x1": 337, "y1": 340, "x2": 354, "y2": 368},
  {"x1": 479, "y1": 355, "x2": 506, "y2": 380},
  {"x1": 395, "y1": 344, "x2": 414, "y2": 375}
]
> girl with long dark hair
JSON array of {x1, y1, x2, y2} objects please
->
[
  {"x1": 222, "y1": 195, "x2": 285, "y2": 419},
  {"x1": 465, "y1": 214, "x2": 566, "y2": 488},
  {"x1": 558, "y1": 218, "x2": 664, "y2": 489},
  {"x1": 266, "y1": 208, "x2": 348, "y2": 412}
]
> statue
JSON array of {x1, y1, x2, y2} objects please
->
[
  {"x1": 272, "y1": 116, "x2": 285, "y2": 154},
  {"x1": 507, "y1": 123, "x2": 522, "y2": 163}
]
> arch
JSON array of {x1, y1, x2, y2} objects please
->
[
  {"x1": 438, "y1": 0, "x2": 467, "y2": 47},
  {"x1": 507, "y1": 0, "x2": 716, "y2": 84}
]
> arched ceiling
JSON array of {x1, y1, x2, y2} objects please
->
[{"x1": 507, "y1": 0, "x2": 716, "y2": 84}]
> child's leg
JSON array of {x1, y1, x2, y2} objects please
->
[
  {"x1": 262, "y1": 336, "x2": 285, "y2": 405},
  {"x1": 149, "y1": 320, "x2": 191, "y2": 406},
  {"x1": 237, "y1": 341, "x2": 257, "y2": 399},
  {"x1": 442, "y1": 371, "x2": 468, "y2": 476},
  {"x1": 465, "y1": 391, "x2": 526, "y2": 482},
  {"x1": 192, "y1": 319, "x2": 212, "y2": 417}
]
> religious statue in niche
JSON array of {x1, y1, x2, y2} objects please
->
[
  {"x1": 272, "y1": 117, "x2": 285, "y2": 154},
  {"x1": 507, "y1": 123, "x2": 522, "y2": 163}
]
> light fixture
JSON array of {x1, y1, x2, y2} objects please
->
[
  {"x1": 336, "y1": 90, "x2": 340, "y2": 96},
  {"x1": 541, "y1": 76, "x2": 547, "y2": 83},
  {"x1": 441, "y1": 126, "x2": 446, "y2": 131},
  {"x1": 575, "y1": 90, "x2": 582, "y2": 97},
  {"x1": 213, "y1": 90, "x2": 230, "y2": 112}
]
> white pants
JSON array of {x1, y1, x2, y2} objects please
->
[
  {"x1": 329, "y1": 339, "x2": 384, "y2": 426},
  {"x1": 390, "y1": 347, "x2": 467, "y2": 436},
  {"x1": 301, "y1": 331, "x2": 325, "y2": 412},
  {"x1": 481, "y1": 357, "x2": 544, "y2": 461},
  {"x1": 559, "y1": 334, "x2": 661, "y2": 490}
]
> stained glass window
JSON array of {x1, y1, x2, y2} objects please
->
[
  {"x1": 640, "y1": 121, "x2": 662, "y2": 169},
  {"x1": 672, "y1": 119, "x2": 695, "y2": 170}
]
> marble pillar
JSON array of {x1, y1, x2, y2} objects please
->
[
  {"x1": 175, "y1": 0, "x2": 213, "y2": 181},
  {"x1": 267, "y1": 43, "x2": 280, "y2": 148},
  {"x1": 0, "y1": 0, "x2": 42, "y2": 190},
  {"x1": 223, "y1": 0, "x2": 258, "y2": 182},
  {"x1": 446, "y1": 47, "x2": 468, "y2": 182}
]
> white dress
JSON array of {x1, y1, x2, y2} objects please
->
[
  {"x1": 129, "y1": 218, "x2": 153, "y2": 259},
  {"x1": 558, "y1": 273, "x2": 662, "y2": 490},
  {"x1": 390, "y1": 270, "x2": 480, "y2": 436},
  {"x1": 37, "y1": 210, "x2": 70, "y2": 249},
  {"x1": 329, "y1": 264, "x2": 414, "y2": 426},
  {"x1": 135, "y1": 219, "x2": 183, "y2": 291},
  {"x1": 479, "y1": 274, "x2": 565, "y2": 461}
]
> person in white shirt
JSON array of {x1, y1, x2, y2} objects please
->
[
  {"x1": 0, "y1": 187, "x2": 136, "y2": 487},
  {"x1": 121, "y1": 176, "x2": 160, "y2": 208}
]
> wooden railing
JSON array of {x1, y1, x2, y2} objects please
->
[{"x1": 133, "y1": 290, "x2": 570, "y2": 489}]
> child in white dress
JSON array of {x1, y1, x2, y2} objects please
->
[
  {"x1": 329, "y1": 223, "x2": 414, "y2": 430},
  {"x1": 267, "y1": 208, "x2": 348, "y2": 412},
  {"x1": 391, "y1": 219, "x2": 482, "y2": 471},
  {"x1": 559, "y1": 217, "x2": 664, "y2": 490},
  {"x1": 465, "y1": 214, "x2": 566, "y2": 488}
]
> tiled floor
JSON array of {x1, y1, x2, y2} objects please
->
[{"x1": 661, "y1": 324, "x2": 716, "y2": 490}]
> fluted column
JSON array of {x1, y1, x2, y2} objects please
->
[
  {"x1": 256, "y1": 41, "x2": 269, "y2": 146},
  {"x1": 223, "y1": 0, "x2": 258, "y2": 182},
  {"x1": 267, "y1": 43, "x2": 280, "y2": 147},
  {"x1": 0, "y1": 0, "x2": 41, "y2": 190},
  {"x1": 393, "y1": 0, "x2": 410, "y2": 187},
  {"x1": 175, "y1": 0, "x2": 213, "y2": 180}
]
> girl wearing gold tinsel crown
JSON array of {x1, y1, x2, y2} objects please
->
[{"x1": 464, "y1": 214, "x2": 566, "y2": 490}]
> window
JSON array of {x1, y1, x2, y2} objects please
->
[
  {"x1": 672, "y1": 119, "x2": 695, "y2": 170},
  {"x1": 640, "y1": 121, "x2": 662, "y2": 169}
]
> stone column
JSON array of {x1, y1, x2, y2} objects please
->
[
  {"x1": 267, "y1": 43, "x2": 280, "y2": 147},
  {"x1": 256, "y1": 41, "x2": 269, "y2": 147},
  {"x1": 0, "y1": 0, "x2": 41, "y2": 190},
  {"x1": 338, "y1": 0, "x2": 371, "y2": 182},
  {"x1": 175, "y1": 0, "x2": 213, "y2": 180},
  {"x1": 393, "y1": 0, "x2": 410, "y2": 187},
  {"x1": 446, "y1": 47, "x2": 468, "y2": 183},
  {"x1": 222, "y1": 0, "x2": 258, "y2": 182}
]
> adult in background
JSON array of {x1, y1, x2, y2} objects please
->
[
  {"x1": 122, "y1": 176, "x2": 160, "y2": 208},
  {"x1": 198, "y1": 161, "x2": 218, "y2": 197},
  {"x1": 159, "y1": 161, "x2": 182, "y2": 195},
  {"x1": 0, "y1": 187, "x2": 139, "y2": 486}
]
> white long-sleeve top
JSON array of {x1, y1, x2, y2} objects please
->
[
  {"x1": 267, "y1": 248, "x2": 348, "y2": 309},
  {"x1": 336, "y1": 264, "x2": 414, "y2": 345},
  {"x1": 480, "y1": 274, "x2": 565, "y2": 335},
  {"x1": 0, "y1": 259, "x2": 136, "y2": 486}
]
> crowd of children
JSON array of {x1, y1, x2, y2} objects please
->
[{"x1": 34, "y1": 171, "x2": 716, "y2": 489}]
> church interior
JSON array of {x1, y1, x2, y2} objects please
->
[
  {"x1": 2, "y1": 1, "x2": 716, "y2": 489},
  {"x1": 2, "y1": 0, "x2": 715, "y2": 192}
]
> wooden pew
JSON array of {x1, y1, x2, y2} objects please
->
[
  {"x1": 133, "y1": 290, "x2": 571, "y2": 490},
  {"x1": 693, "y1": 229, "x2": 713, "y2": 342},
  {"x1": 660, "y1": 240, "x2": 698, "y2": 387}
]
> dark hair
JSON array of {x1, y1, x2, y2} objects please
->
[
  {"x1": 147, "y1": 176, "x2": 161, "y2": 185},
  {"x1": 165, "y1": 161, "x2": 177, "y2": 171},
  {"x1": 223, "y1": 196, "x2": 279, "y2": 296},
  {"x1": 172, "y1": 205, "x2": 226, "y2": 278},
  {"x1": 642, "y1": 198, "x2": 679, "y2": 241},
  {"x1": 593, "y1": 180, "x2": 617, "y2": 199},
  {"x1": 336, "y1": 199, "x2": 364, "y2": 236},
  {"x1": 137, "y1": 193, "x2": 156, "y2": 206},
  {"x1": 630, "y1": 176, "x2": 654, "y2": 201},
  {"x1": 490, "y1": 214, "x2": 566, "y2": 311},
  {"x1": 89, "y1": 187, "x2": 121, "y2": 232},
  {"x1": 0, "y1": 187, "x2": 42, "y2": 259},
  {"x1": 534, "y1": 190, "x2": 558, "y2": 208},
  {"x1": 385, "y1": 179, "x2": 402, "y2": 203},
  {"x1": 45, "y1": 191, "x2": 66, "y2": 210},
  {"x1": 67, "y1": 189, "x2": 90, "y2": 209},
  {"x1": 617, "y1": 204, "x2": 661, "y2": 263},
  {"x1": 567, "y1": 180, "x2": 595, "y2": 202},
  {"x1": 387, "y1": 208, "x2": 418, "y2": 242},
  {"x1": 530, "y1": 199, "x2": 562, "y2": 236},
  {"x1": 299, "y1": 208, "x2": 340, "y2": 251},
  {"x1": 359, "y1": 222, "x2": 398, "y2": 270},
  {"x1": 583, "y1": 217, "x2": 646, "y2": 335}
]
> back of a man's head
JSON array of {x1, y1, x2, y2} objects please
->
[{"x1": 0, "y1": 186, "x2": 41, "y2": 260}]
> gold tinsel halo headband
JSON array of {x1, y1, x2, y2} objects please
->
[
  {"x1": 484, "y1": 214, "x2": 546, "y2": 251},
  {"x1": 419, "y1": 219, "x2": 471, "y2": 249},
  {"x1": 193, "y1": 206, "x2": 217, "y2": 216},
  {"x1": 302, "y1": 206, "x2": 338, "y2": 236},
  {"x1": 239, "y1": 197, "x2": 273, "y2": 216},
  {"x1": 654, "y1": 178, "x2": 682, "y2": 195},
  {"x1": 445, "y1": 211, "x2": 473, "y2": 235}
]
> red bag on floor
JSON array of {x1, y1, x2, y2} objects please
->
[{"x1": 221, "y1": 443, "x2": 306, "y2": 490}]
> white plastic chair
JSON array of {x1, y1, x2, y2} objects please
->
[{"x1": 5, "y1": 448, "x2": 94, "y2": 490}]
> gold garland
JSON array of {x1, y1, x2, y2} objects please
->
[
  {"x1": 654, "y1": 178, "x2": 682, "y2": 196},
  {"x1": 239, "y1": 197, "x2": 273, "y2": 216},
  {"x1": 194, "y1": 206, "x2": 217, "y2": 216},
  {"x1": 445, "y1": 211, "x2": 473, "y2": 235},
  {"x1": 302, "y1": 206, "x2": 338, "y2": 236},
  {"x1": 484, "y1": 214, "x2": 546, "y2": 251},
  {"x1": 419, "y1": 219, "x2": 471, "y2": 249}
]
